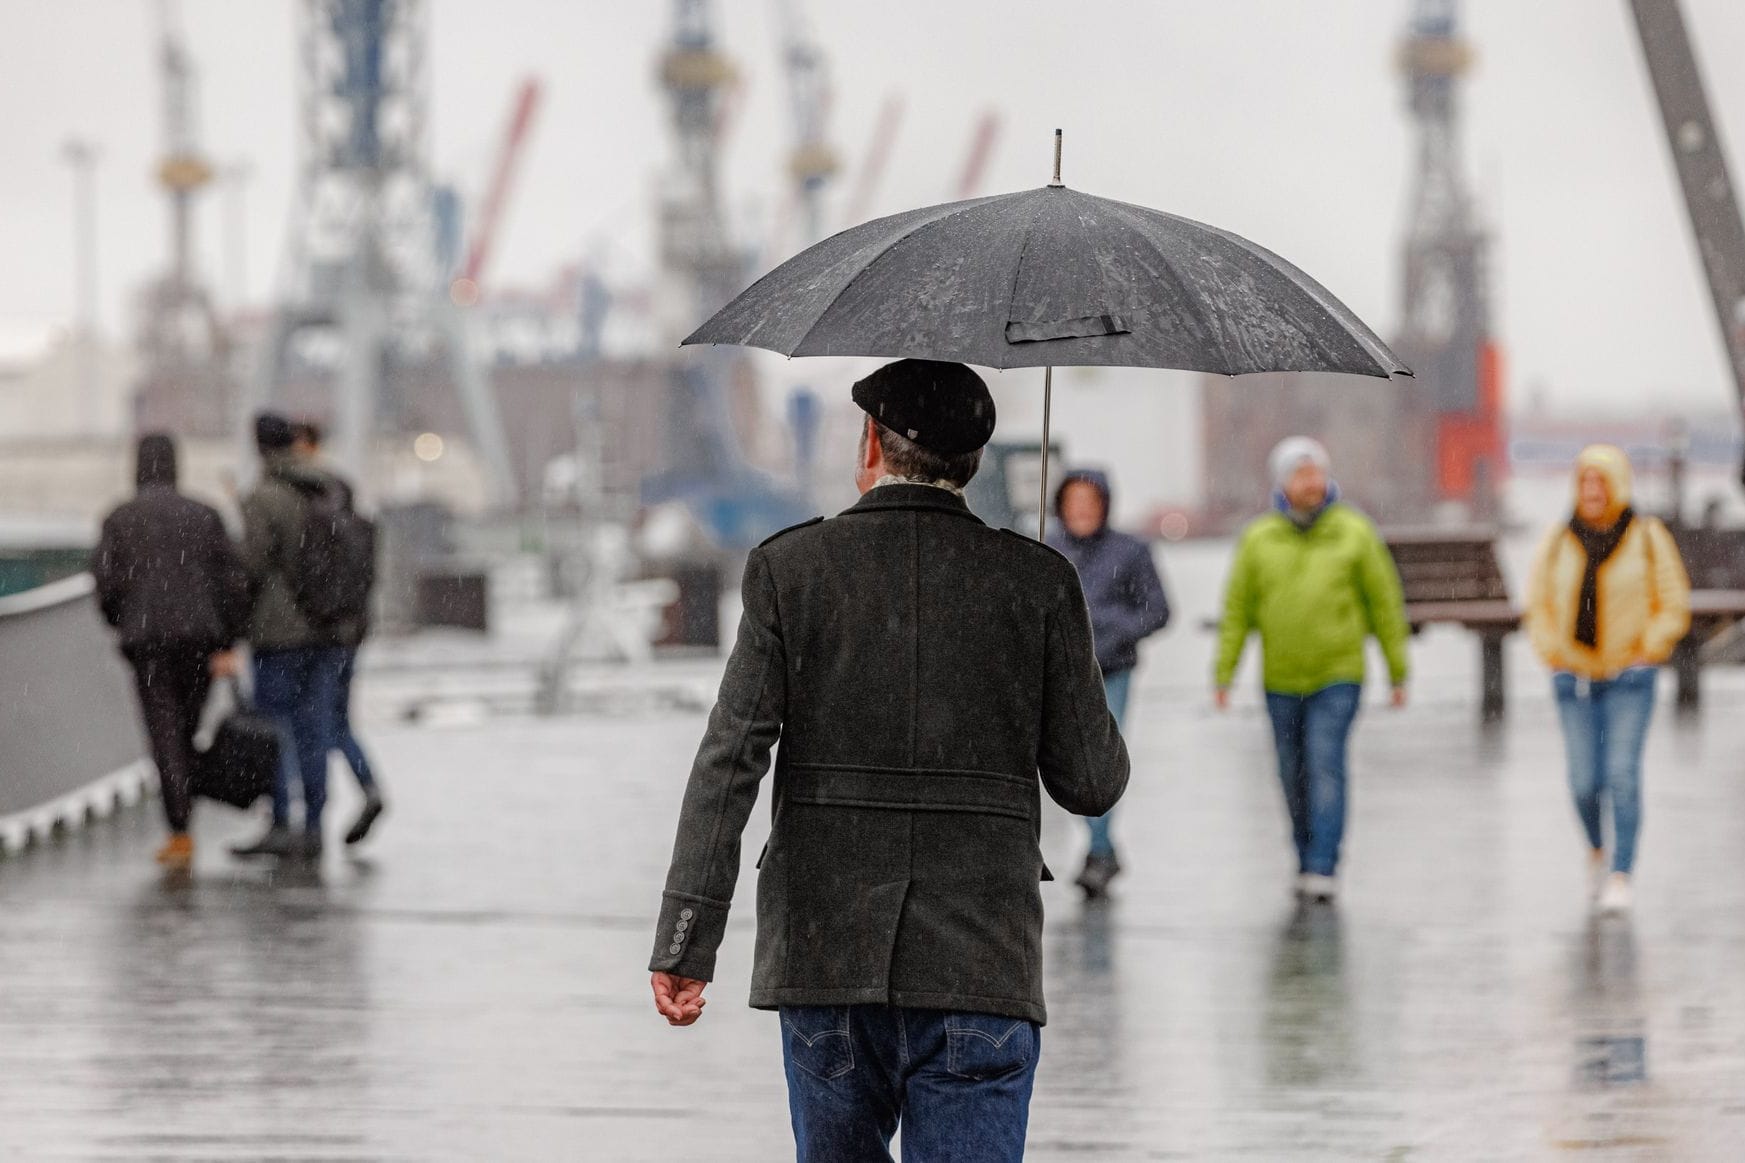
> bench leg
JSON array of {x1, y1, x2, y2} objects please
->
[
  {"x1": 1674, "y1": 635, "x2": 1701, "y2": 710},
  {"x1": 1480, "y1": 634, "x2": 1506, "y2": 721}
]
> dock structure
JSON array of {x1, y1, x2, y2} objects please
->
[{"x1": 6, "y1": 597, "x2": 1745, "y2": 1156}]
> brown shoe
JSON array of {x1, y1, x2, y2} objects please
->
[{"x1": 155, "y1": 833, "x2": 194, "y2": 871}]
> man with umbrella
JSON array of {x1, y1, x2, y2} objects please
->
[{"x1": 648, "y1": 359, "x2": 1129, "y2": 1161}]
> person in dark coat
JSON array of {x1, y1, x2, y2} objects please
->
[
  {"x1": 1046, "y1": 468, "x2": 1170, "y2": 897},
  {"x1": 92, "y1": 433, "x2": 249, "y2": 871},
  {"x1": 291, "y1": 420, "x2": 386, "y2": 846},
  {"x1": 228, "y1": 412, "x2": 345, "y2": 861},
  {"x1": 648, "y1": 359, "x2": 1129, "y2": 1162}
]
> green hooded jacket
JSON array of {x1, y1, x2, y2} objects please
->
[{"x1": 1214, "y1": 503, "x2": 1411, "y2": 695}]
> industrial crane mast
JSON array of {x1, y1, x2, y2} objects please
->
[
  {"x1": 251, "y1": 0, "x2": 516, "y2": 505},
  {"x1": 1626, "y1": 0, "x2": 1745, "y2": 481},
  {"x1": 1395, "y1": 0, "x2": 1502, "y2": 512},
  {"x1": 645, "y1": 0, "x2": 812, "y2": 548},
  {"x1": 155, "y1": 0, "x2": 213, "y2": 297},
  {"x1": 771, "y1": 0, "x2": 839, "y2": 248},
  {"x1": 133, "y1": 0, "x2": 230, "y2": 438}
]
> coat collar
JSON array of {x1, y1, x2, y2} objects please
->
[{"x1": 839, "y1": 483, "x2": 984, "y2": 524}]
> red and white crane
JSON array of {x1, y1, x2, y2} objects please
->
[{"x1": 451, "y1": 77, "x2": 544, "y2": 305}]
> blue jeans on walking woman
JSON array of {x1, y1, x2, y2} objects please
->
[
  {"x1": 1552, "y1": 668, "x2": 1656, "y2": 874},
  {"x1": 781, "y1": 1004, "x2": 1040, "y2": 1163},
  {"x1": 1265, "y1": 682, "x2": 1362, "y2": 877},
  {"x1": 333, "y1": 646, "x2": 377, "y2": 792},
  {"x1": 1084, "y1": 668, "x2": 1132, "y2": 857},
  {"x1": 254, "y1": 645, "x2": 344, "y2": 831}
]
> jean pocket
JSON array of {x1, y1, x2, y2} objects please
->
[
  {"x1": 944, "y1": 1012, "x2": 1036, "y2": 1080},
  {"x1": 781, "y1": 1006, "x2": 854, "y2": 1081}
]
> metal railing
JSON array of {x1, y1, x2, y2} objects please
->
[{"x1": 0, "y1": 574, "x2": 152, "y2": 853}]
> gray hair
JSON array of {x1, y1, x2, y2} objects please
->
[{"x1": 861, "y1": 419, "x2": 983, "y2": 488}]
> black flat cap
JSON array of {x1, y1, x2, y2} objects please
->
[
  {"x1": 851, "y1": 360, "x2": 995, "y2": 455},
  {"x1": 255, "y1": 411, "x2": 295, "y2": 452}
]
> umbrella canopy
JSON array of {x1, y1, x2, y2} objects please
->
[{"x1": 684, "y1": 184, "x2": 1410, "y2": 380}]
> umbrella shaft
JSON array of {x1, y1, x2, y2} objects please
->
[{"x1": 1038, "y1": 366, "x2": 1053, "y2": 542}]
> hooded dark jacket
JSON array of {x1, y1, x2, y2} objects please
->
[
  {"x1": 1044, "y1": 469, "x2": 1170, "y2": 674},
  {"x1": 649, "y1": 484, "x2": 1129, "y2": 1024},
  {"x1": 240, "y1": 452, "x2": 344, "y2": 651},
  {"x1": 91, "y1": 435, "x2": 250, "y2": 654}
]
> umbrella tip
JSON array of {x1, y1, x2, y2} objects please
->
[{"x1": 1050, "y1": 129, "x2": 1064, "y2": 187}]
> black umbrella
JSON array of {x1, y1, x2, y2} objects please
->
[{"x1": 686, "y1": 132, "x2": 1410, "y2": 537}]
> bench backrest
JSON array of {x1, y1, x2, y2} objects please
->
[{"x1": 1382, "y1": 528, "x2": 1510, "y2": 606}]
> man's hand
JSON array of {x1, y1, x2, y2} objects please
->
[
  {"x1": 651, "y1": 972, "x2": 709, "y2": 1027},
  {"x1": 209, "y1": 649, "x2": 242, "y2": 678},
  {"x1": 1391, "y1": 685, "x2": 1408, "y2": 709},
  {"x1": 1213, "y1": 687, "x2": 1230, "y2": 712}
]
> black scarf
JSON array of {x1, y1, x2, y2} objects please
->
[{"x1": 1568, "y1": 507, "x2": 1635, "y2": 648}]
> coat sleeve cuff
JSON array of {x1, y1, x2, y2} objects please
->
[{"x1": 647, "y1": 892, "x2": 729, "y2": 981}]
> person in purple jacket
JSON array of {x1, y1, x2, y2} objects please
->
[{"x1": 1046, "y1": 468, "x2": 1170, "y2": 897}]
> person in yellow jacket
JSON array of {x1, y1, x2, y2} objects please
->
[{"x1": 1525, "y1": 445, "x2": 1690, "y2": 915}]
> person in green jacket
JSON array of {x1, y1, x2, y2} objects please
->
[{"x1": 1213, "y1": 437, "x2": 1410, "y2": 903}]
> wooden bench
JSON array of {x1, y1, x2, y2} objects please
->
[
  {"x1": 1382, "y1": 529, "x2": 1519, "y2": 720},
  {"x1": 1205, "y1": 527, "x2": 1745, "y2": 716},
  {"x1": 1671, "y1": 590, "x2": 1745, "y2": 708},
  {"x1": 1384, "y1": 533, "x2": 1745, "y2": 712}
]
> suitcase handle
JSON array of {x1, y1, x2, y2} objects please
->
[{"x1": 222, "y1": 674, "x2": 256, "y2": 714}]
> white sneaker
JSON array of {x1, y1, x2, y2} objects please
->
[
  {"x1": 1598, "y1": 873, "x2": 1633, "y2": 914},
  {"x1": 1588, "y1": 851, "x2": 1608, "y2": 902},
  {"x1": 1298, "y1": 873, "x2": 1338, "y2": 903}
]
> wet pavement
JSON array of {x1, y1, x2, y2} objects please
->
[{"x1": 8, "y1": 542, "x2": 1745, "y2": 1159}]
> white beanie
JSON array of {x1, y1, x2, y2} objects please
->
[{"x1": 1269, "y1": 436, "x2": 1331, "y2": 489}]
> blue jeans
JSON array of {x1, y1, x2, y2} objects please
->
[
  {"x1": 253, "y1": 645, "x2": 344, "y2": 831},
  {"x1": 333, "y1": 647, "x2": 376, "y2": 792},
  {"x1": 1265, "y1": 683, "x2": 1362, "y2": 877},
  {"x1": 780, "y1": 1005, "x2": 1040, "y2": 1163},
  {"x1": 1553, "y1": 668, "x2": 1657, "y2": 874},
  {"x1": 1084, "y1": 668, "x2": 1133, "y2": 857}
]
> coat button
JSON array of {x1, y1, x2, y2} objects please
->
[
  {"x1": 669, "y1": 943, "x2": 682, "y2": 955},
  {"x1": 679, "y1": 908, "x2": 694, "y2": 921},
  {"x1": 676, "y1": 920, "x2": 688, "y2": 933}
]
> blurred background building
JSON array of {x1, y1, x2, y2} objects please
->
[{"x1": 2, "y1": 0, "x2": 1742, "y2": 604}]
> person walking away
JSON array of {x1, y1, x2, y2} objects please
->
[
  {"x1": 229, "y1": 413, "x2": 348, "y2": 861},
  {"x1": 1214, "y1": 437, "x2": 1410, "y2": 904},
  {"x1": 92, "y1": 433, "x2": 250, "y2": 871},
  {"x1": 291, "y1": 420, "x2": 385, "y2": 845},
  {"x1": 1524, "y1": 444, "x2": 1689, "y2": 915},
  {"x1": 647, "y1": 360, "x2": 1128, "y2": 1162},
  {"x1": 1046, "y1": 468, "x2": 1169, "y2": 898}
]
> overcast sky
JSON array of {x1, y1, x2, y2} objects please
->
[{"x1": 2, "y1": 0, "x2": 1743, "y2": 416}]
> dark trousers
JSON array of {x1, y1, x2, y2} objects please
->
[
  {"x1": 254, "y1": 645, "x2": 344, "y2": 831},
  {"x1": 780, "y1": 1005, "x2": 1040, "y2": 1163},
  {"x1": 124, "y1": 646, "x2": 212, "y2": 834},
  {"x1": 333, "y1": 646, "x2": 376, "y2": 792}
]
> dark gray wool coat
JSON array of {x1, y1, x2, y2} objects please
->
[{"x1": 648, "y1": 483, "x2": 1129, "y2": 1024}]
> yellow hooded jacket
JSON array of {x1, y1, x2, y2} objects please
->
[{"x1": 1524, "y1": 445, "x2": 1691, "y2": 679}]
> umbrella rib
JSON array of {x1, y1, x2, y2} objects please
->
[
  {"x1": 1192, "y1": 221, "x2": 1403, "y2": 377},
  {"x1": 785, "y1": 197, "x2": 998, "y2": 358},
  {"x1": 997, "y1": 192, "x2": 1055, "y2": 370},
  {"x1": 1100, "y1": 199, "x2": 1239, "y2": 375}
]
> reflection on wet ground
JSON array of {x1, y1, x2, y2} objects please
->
[{"x1": 7, "y1": 641, "x2": 1745, "y2": 1158}]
